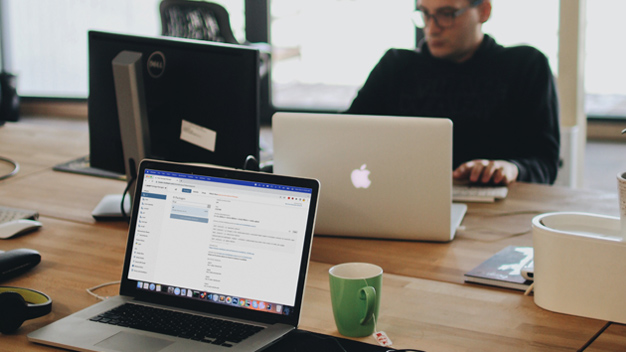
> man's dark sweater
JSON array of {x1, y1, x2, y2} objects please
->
[{"x1": 346, "y1": 35, "x2": 560, "y2": 184}]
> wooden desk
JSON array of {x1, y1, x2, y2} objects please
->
[
  {"x1": 1, "y1": 119, "x2": 624, "y2": 351},
  {"x1": 0, "y1": 218, "x2": 616, "y2": 352},
  {"x1": 0, "y1": 120, "x2": 90, "y2": 178},
  {"x1": 312, "y1": 182, "x2": 620, "y2": 283}
]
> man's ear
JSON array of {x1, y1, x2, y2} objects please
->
[{"x1": 478, "y1": 0, "x2": 492, "y2": 23}]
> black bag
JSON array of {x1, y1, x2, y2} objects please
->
[{"x1": 0, "y1": 71, "x2": 19, "y2": 123}]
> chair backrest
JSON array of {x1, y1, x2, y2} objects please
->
[{"x1": 160, "y1": 0, "x2": 238, "y2": 44}]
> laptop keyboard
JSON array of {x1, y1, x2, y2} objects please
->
[{"x1": 89, "y1": 303, "x2": 264, "y2": 347}]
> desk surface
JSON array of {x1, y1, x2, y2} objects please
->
[
  {"x1": 0, "y1": 119, "x2": 624, "y2": 351},
  {"x1": 312, "y1": 181, "x2": 620, "y2": 283}
]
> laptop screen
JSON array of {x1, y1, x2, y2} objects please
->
[{"x1": 120, "y1": 160, "x2": 319, "y2": 325}]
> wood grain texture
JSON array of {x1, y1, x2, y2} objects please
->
[
  {"x1": 0, "y1": 219, "x2": 612, "y2": 352},
  {"x1": 311, "y1": 182, "x2": 620, "y2": 283},
  {"x1": 585, "y1": 323, "x2": 626, "y2": 352},
  {"x1": 0, "y1": 119, "x2": 622, "y2": 351}
]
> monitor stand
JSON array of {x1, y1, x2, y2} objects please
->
[
  {"x1": 92, "y1": 194, "x2": 131, "y2": 221},
  {"x1": 92, "y1": 50, "x2": 150, "y2": 221},
  {"x1": 53, "y1": 155, "x2": 125, "y2": 180}
]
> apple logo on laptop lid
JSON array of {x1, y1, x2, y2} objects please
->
[{"x1": 351, "y1": 164, "x2": 371, "y2": 189}]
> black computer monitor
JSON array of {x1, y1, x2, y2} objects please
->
[{"x1": 88, "y1": 31, "x2": 260, "y2": 176}]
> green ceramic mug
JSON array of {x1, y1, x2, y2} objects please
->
[{"x1": 329, "y1": 262, "x2": 383, "y2": 337}]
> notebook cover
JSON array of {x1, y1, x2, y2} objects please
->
[{"x1": 464, "y1": 245, "x2": 533, "y2": 291}]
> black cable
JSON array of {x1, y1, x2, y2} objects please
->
[
  {"x1": 304, "y1": 331, "x2": 347, "y2": 352},
  {"x1": 121, "y1": 158, "x2": 139, "y2": 222},
  {"x1": 577, "y1": 321, "x2": 612, "y2": 352},
  {"x1": 120, "y1": 176, "x2": 135, "y2": 223},
  {"x1": 243, "y1": 155, "x2": 260, "y2": 171},
  {"x1": 0, "y1": 155, "x2": 19, "y2": 180}
]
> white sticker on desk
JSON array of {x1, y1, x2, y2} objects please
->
[
  {"x1": 180, "y1": 119, "x2": 216, "y2": 152},
  {"x1": 373, "y1": 331, "x2": 393, "y2": 347}
]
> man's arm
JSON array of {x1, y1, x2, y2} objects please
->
[{"x1": 458, "y1": 47, "x2": 560, "y2": 185}]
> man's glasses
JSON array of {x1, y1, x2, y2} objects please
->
[{"x1": 412, "y1": 0, "x2": 483, "y2": 29}]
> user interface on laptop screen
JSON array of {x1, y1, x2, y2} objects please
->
[{"x1": 126, "y1": 168, "x2": 314, "y2": 317}]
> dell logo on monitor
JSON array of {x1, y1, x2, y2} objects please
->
[{"x1": 147, "y1": 51, "x2": 165, "y2": 78}]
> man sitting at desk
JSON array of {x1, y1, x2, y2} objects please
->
[{"x1": 345, "y1": 0, "x2": 560, "y2": 186}]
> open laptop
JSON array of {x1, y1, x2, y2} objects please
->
[
  {"x1": 28, "y1": 159, "x2": 320, "y2": 352},
  {"x1": 272, "y1": 112, "x2": 465, "y2": 242}
]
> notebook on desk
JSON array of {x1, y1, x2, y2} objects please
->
[
  {"x1": 28, "y1": 159, "x2": 320, "y2": 352},
  {"x1": 272, "y1": 112, "x2": 466, "y2": 242}
]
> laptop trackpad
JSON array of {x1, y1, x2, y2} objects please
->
[{"x1": 96, "y1": 332, "x2": 174, "y2": 352}]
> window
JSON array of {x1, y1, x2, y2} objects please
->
[
  {"x1": 268, "y1": 0, "x2": 626, "y2": 120},
  {"x1": 269, "y1": 0, "x2": 560, "y2": 112},
  {"x1": 585, "y1": 0, "x2": 626, "y2": 119},
  {"x1": 270, "y1": 0, "x2": 416, "y2": 111},
  {"x1": 4, "y1": 0, "x2": 626, "y2": 119},
  {"x1": 3, "y1": 0, "x2": 244, "y2": 98},
  {"x1": 482, "y1": 0, "x2": 559, "y2": 76}
]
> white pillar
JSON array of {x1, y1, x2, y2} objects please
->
[{"x1": 557, "y1": 0, "x2": 587, "y2": 188}]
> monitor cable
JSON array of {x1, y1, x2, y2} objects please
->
[
  {"x1": 120, "y1": 158, "x2": 138, "y2": 222},
  {"x1": 120, "y1": 177, "x2": 134, "y2": 222},
  {"x1": 243, "y1": 155, "x2": 260, "y2": 171},
  {"x1": 243, "y1": 155, "x2": 273, "y2": 173},
  {"x1": 0, "y1": 155, "x2": 19, "y2": 180}
]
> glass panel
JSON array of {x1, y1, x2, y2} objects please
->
[
  {"x1": 7, "y1": 0, "x2": 626, "y2": 119},
  {"x1": 482, "y1": 0, "x2": 559, "y2": 75},
  {"x1": 270, "y1": 0, "x2": 561, "y2": 112},
  {"x1": 3, "y1": 0, "x2": 244, "y2": 98},
  {"x1": 585, "y1": 0, "x2": 626, "y2": 118},
  {"x1": 269, "y1": 0, "x2": 626, "y2": 119},
  {"x1": 270, "y1": 0, "x2": 416, "y2": 111}
]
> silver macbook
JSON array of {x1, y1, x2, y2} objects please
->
[
  {"x1": 272, "y1": 112, "x2": 465, "y2": 242},
  {"x1": 29, "y1": 159, "x2": 320, "y2": 352}
]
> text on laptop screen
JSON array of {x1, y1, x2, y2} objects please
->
[{"x1": 128, "y1": 168, "x2": 313, "y2": 316}]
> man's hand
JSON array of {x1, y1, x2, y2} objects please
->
[{"x1": 453, "y1": 159, "x2": 519, "y2": 186}]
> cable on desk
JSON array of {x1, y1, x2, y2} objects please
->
[
  {"x1": 523, "y1": 282, "x2": 534, "y2": 296},
  {"x1": 301, "y1": 331, "x2": 347, "y2": 352},
  {"x1": 577, "y1": 321, "x2": 612, "y2": 352},
  {"x1": 86, "y1": 280, "x2": 121, "y2": 301},
  {"x1": 0, "y1": 155, "x2": 19, "y2": 180}
]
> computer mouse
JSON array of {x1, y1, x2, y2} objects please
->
[
  {"x1": 0, "y1": 219, "x2": 43, "y2": 239},
  {"x1": 0, "y1": 248, "x2": 41, "y2": 281}
]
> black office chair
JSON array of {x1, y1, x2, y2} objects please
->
[
  {"x1": 159, "y1": 0, "x2": 270, "y2": 76},
  {"x1": 160, "y1": 0, "x2": 237, "y2": 43}
]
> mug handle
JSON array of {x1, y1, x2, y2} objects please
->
[{"x1": 358, "y1": 286, "x2": 376, "y2": 325}]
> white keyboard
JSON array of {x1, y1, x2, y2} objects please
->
[
  {"x1": 0, "y1": 205, "x2": 39, "y2": 224},
  {"x1": 452, "y1": 185, "x2": 509, "y2": 203}
]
